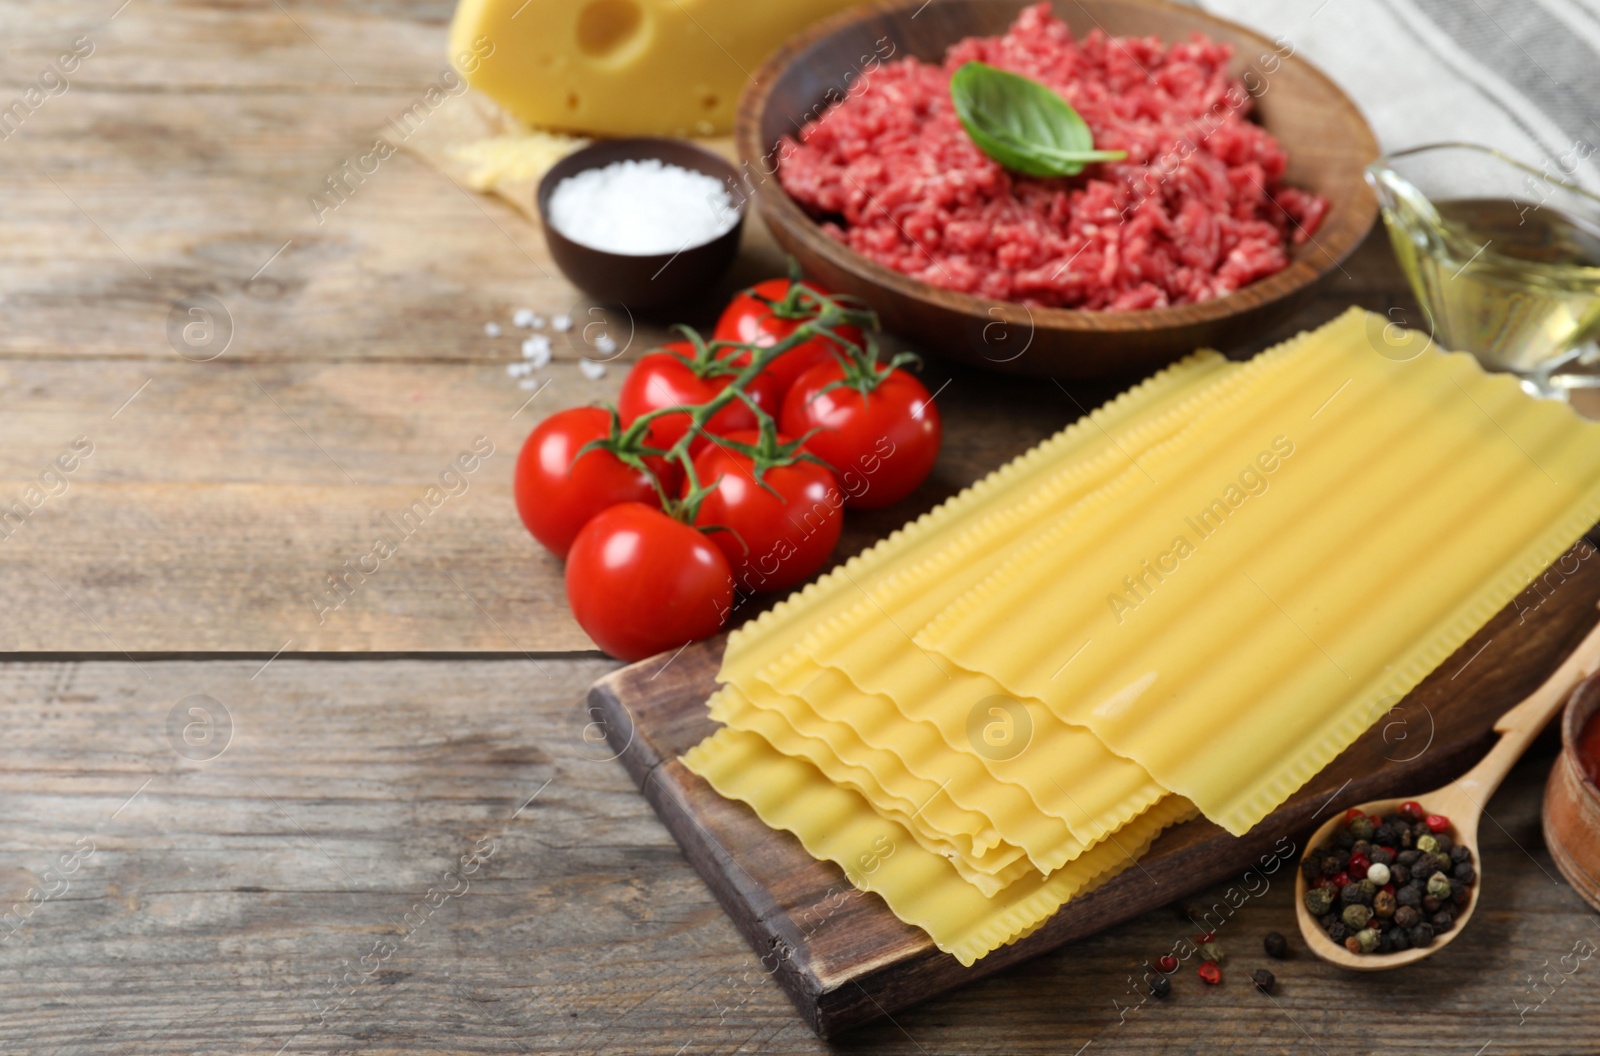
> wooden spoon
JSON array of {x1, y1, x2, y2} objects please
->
[{"x1": 1295, "y1": 609, "x2": 1600, "y2": 969}]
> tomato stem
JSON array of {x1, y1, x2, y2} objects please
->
[{"x1": 598, "y1": 274, "x2": 880, "y2": 525}]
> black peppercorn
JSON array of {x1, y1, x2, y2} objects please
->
[
  {"x1": 1326, "y1": 921, "x2": 1349, "y2": 944},
  {"x1": 1453, "y1": 862, "x2": 1476, "y2": 884},
  {"x1": 1319, "y1": 912, "x2": 1339, "y2": 931},
  {"x1": 1430, "y1": 908, "x2": 1455, "y2": 932},
  {"x1": 1409, "y1": 922, "x2": 1434, "y2": 948},
  {"x1": 1450, "y1": 879, "x2": 1471, "y2": 907},
  {"x1": 1393, "y1": 905, "x2": 1420, "y2": 929},
  {"x1": 1300, "y1": 857, "x2": 1323, "y2": 879},
  {"x1": 1397, "y1": 885, "x2": 1423, "y2": 909},
  {"x1": 1335, "y1": 829, "x2": 1355, "y2": 849},
  {"x1": 1340, "y1": 882, "x2": 1368, "y2": 906},
  {"x1": 1433, "y1": 834, "x2": 1453, "y2": 854},
  {"x1": 1389, "y1": 863, "x2": 1410, "y2": 886},
  {"x1": 1369, "y1": 846, "x2": 1395, "y2": 866},
  {"x1": 1387, "y1": 926, "x2": 1411, "y2": 951},
  {"x1": 1263, "y1": 932, "x2": 1288, "y2": 960},
  {"x1": 1451, "y1": 845, "x2": 1472, "y2": 865},
  {"x1": 1252, "y1": 968, "x2": 1276, "y2": 993},
  {"x1": 1150, "y1": 974, "x2": 1171, "y2": 999},
  {"x1": 1412, "y1": 856, "x2": 1440, "y2": 880},
  {"x1": 1422, "y1": 895, "x2": 1442, "y2": 914},
  {"x1": 1376, "y1": 929, "x2": 1394, "y2": 954},
  {"x1": 1372, "y1": 824, "x2": 1396, "y2": 846},
  {"x1": 1397, "y1": 849, "x2": 1421, "y2": 866}
]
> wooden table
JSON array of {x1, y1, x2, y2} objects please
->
[{"x1": 3, "y1": 3, "x2": 1597, "y2": 1053}]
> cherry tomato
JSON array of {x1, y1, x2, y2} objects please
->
[
  {"x1": 513, "y1": 407, "x2": 677, "y2": 558},
  {"x1": 781, "y1": 363, "x2": 942, "y2": 510},
  {"x1": 565, "y1": 503, "x2": 733, "y2": 661},
  {"x1": 689, "y1": 431, "x2": 843, "y2": 595},
  {"x1": 713, "y1": 279, "x2": 866, "y2": 399},
  {"x1": 618, "y1": 341, "x2": 781, "y2": 454}
]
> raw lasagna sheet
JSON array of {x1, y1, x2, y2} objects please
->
[
  {"x1": 770, "y1": 344, "x2": 1334, "y2": 853},
  {"x1": 751, "y1": 657, "x2": 1090, "y2": 872},
  {"x1": 711, "y1": 350, "x2": 1233, "y2": 696},
  {"x1": 682, "y1": 727, "x2": 1196, "y2": 967},
  {"x1": 767, "y1": 316, "x2": 1338, "y2": 858},
  {"x1": 711, "y1": 686, "x2": 1033, "y2": 895},
  {"x1": 920, "y1": 309, "x2": 1600, "y2": 835}
]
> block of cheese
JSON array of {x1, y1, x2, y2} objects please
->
[
  {"x1": 683, "y1": 726, "x2": 1197, "y2": 966},
  {"x1": 448, "y1": 0, "x2": 866, "y2": 136},
  {"x1": 921, "y1": 308, "x2": 1600, "y2": 835}
]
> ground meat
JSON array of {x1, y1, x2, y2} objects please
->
[{"x1": 776, "y1": 3, "x2": 1329, "y2": 310}]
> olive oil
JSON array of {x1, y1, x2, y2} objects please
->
[
  {"x1": 1384, "y1": 196, "x2": 1600, "y2": 376},
  {"x1": 1368, "y1": 145, "x2": 1600, "y2": 395}
]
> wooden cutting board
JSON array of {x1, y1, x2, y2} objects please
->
[{"x1": 588, "y1": 533, "x2": 1600, "y2": 1037}]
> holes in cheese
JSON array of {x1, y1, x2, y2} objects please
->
[{"x1": 575, "y1": 0, "x2": 644, "y2": 60}]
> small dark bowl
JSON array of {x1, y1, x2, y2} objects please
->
[
  {"x1": 537, "y1": 138, "x2": 746, "y2": 313},
  {"x1": 1544, "y1": 669, "x2": 1600, "y2": 913}
]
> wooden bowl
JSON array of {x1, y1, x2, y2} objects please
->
[
  {"x1": 1543, "y1": 671, "x2": 1600, "y2": 912},
  {"x1": 734, "y1": 0, "x2": 1379, "y2": 378}
]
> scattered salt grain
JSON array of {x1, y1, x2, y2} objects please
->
[
  {"x1": 592, "y1": 333, "x2": 618, "y2": 356},
  {"x1": 547, "y1": 158, "x2": 739, "y2": 256},
  {"x1": 579, "y1": 359, "x2": 606, "y2": 380},
  {"x1": 522, "y1": 335, "x2": 552, "y2": 367},
  {"x1": 506, "y1": 362, "x2": 533, "y2": 378},
  {"x1": 513, "y1": 308, "x2": 536, "y2": 328},
  {"x1": 484, "y1": 321, "x2": 502, "y2": 338},
  {"x1": 518, "y1": 377, "x2": 542, "y2": 390},
  {"x1": 551, "y1": 313, "x2": 572, "y2": 333}
]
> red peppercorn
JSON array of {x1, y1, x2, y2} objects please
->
[
  {"x1": 1156, "y1": 954, "x2": 1178, "y2": 974},
  {"x1": 1197, "y1": 961, "x2": 1222, "y2": 985},
  {"x1": 1383, "y1": 883, "x2": 1396, "y2": 895},
  {"x1": 1366, "y1": 814, "x2": 1385, "y2": 827},
  {"x1": 1344, "y1": 808, "x2": 1364, "y2": 823},
  {"x1": 1314, "y1": 875, "x2": 1332, "y2": 890},
  {"x1": 1425, "y1": 814, "x2": 1451, "y2": 833},
  {"x1": 1347, "y1": 852, "x2": 1370, "y2": 879},
  {"x1": 1194, "y1": 931, "x2": 1216, "y2": 945},
  {"x1": 1400, "y1": 800, "x2": 1425, "y2": 821},
  {"x1": 1329, "y1": 871, "x2": 1351, "y2": 890}
]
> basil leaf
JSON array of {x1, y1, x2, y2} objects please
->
[{"x1": 949, "y1": 61, "x2": 1127, "y2": 178}]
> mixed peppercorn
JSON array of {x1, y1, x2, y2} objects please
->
[
  {"x1": 1302, "y1": 801, "x2": 1476, "y2": 955},
  {"x1": 1147, "y1": 930, "x2": 1290, "y2": 999}
]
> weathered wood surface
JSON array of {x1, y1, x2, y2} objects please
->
[
  {"x1": 3, "y1": 1, "x2": 1600, "y2": 1053},
  {"x1": 5, "y1": 659, "x2": 1600, "y2": 1055},
  {"x1": 590, "y1": 543, "x2": 1600, "y2": 1035}
]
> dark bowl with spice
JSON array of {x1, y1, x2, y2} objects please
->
[
  {"x1": 735, "y1": 0, "x2": 1379, "y2": 379},
  {"x1": 536, "y1": 138, "x2": 747, "y2": 313},
  {"x1": 1542, "y1": 670, "x2": 1600, "y2": 913}
]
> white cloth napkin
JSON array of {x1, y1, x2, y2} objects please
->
[{"x1": 1197, "y1": 0, "x2": 1600, "y2": 192}]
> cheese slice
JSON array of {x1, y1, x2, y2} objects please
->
[
  {"x1": 683, "y1": 726, "x2": 1197, "y2": 966},
  {"x1": 921, "y1": 308, "x2": 1600, "y2": 835},
  {"x1": 449, "y1": 0, "x2": 867, "y2": 136}
]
